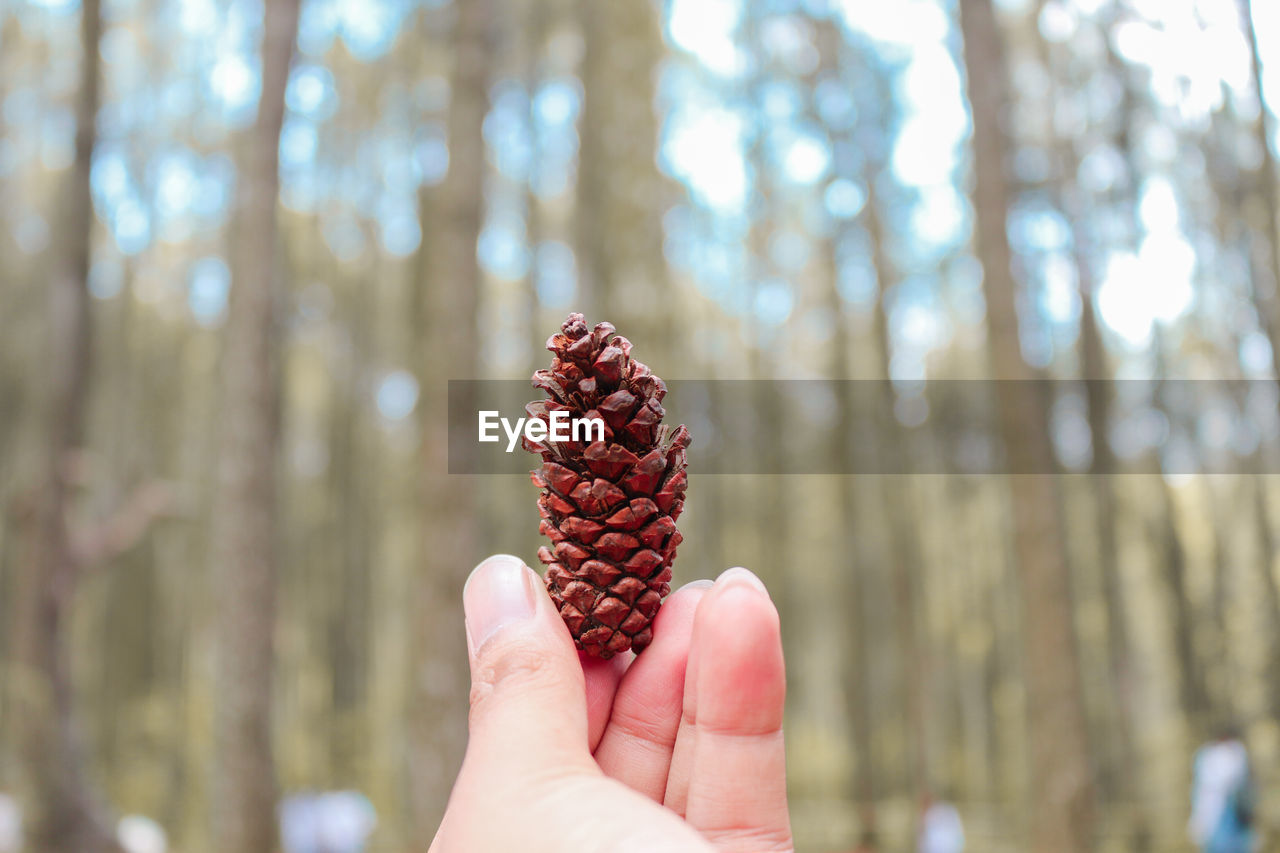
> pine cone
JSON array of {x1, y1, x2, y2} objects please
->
[{"x1": 525, "y1": 313, "x2": 690, "y2": 658}]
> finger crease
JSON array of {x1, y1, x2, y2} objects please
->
[{"x1": 606, "y1": 703, "x2": 680, "y2": 752}]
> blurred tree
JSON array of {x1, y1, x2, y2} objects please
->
[
  {"x1": 820, "y1": 24, "x2": 885, "y2": 844},
  {"x1": 523, "y1": 0, "x2": 550, "y2": 360},
  {"x1": 957, "y1": 0, "x2": 1097, "y2": 848},
  {"x1": 325, "y1": 262, "x2": 374, "y2": 787},
  {"x1": 208, "y1": 1, "x2": 300, "y2": 850},
  {"x1": 576, "y1": 0, "x2": 669, "y2": 342},
  {"x1": 408, "y1": 0, "x2": 492, "y2": 840},
  {"x1": 827, "y1": 297, "x2": 878, "y2": 844},
  {"x1": 0, "y1": 17, "x2": 22, "y2": 642},
  {"x1": 1249, "y1": 473, "x2": 1280, "y2": 721},
  {"x1": 1230, "y1": 0, "x2": 1280, "y2": 725},
  {"x1": 869, "y1": 179, "x2": 930, "y2": 809},
  {"x1": 1069, "y1": 141, "x2": 1145, "y2": 841},
  {"x1": 1094, "y1": 19, "x2": 1212, "y2": 732},
  {"x1": 741, "y1": 0, "x2": 791, "y2": 693},
  {"x1": 1035, "y1": 9, "x2": 1142, "y2": 831},
  {"x1": 1240, "y1": 0, "x2": 1280, "y2": 380},
  {"x1": 6, "y1": 0, "x2": 122, "y2": 849}
]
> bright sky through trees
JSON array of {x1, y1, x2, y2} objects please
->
[{"x1": 9, "y1": 0, "x2": 1280, "y2": 360}]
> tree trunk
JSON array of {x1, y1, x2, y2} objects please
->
[
  {"x1": 524, "y1": 0, "x2": 548, "y2": 366},
  {"x1": 957, "y1": 0, "x2": 1097, "y2": 848},
  {"x1": 1251, "y1": 475, "x2": 1280, "y2": 720},
  {"x1": 1098, "y1": 13, "x2": 1212, "y2": 743},
  {"x1": 409, "y1": 0, "x2": 491, "y2": 841},
  {"x1": 8, "y1": 0, "x2": 120, "y2": 848},
  {"x1": 1051, "y1": 47, "x2": 1142, "y2": 824},
  {"x1": 1202, "y1": 477, "x2": 1235, "y2": 710},
  {"x1": 1077, "y1": 237, "x2": 1148, "y2": 822},
  {"x1": 1234, "y1": 0, "x2": 1280, "y2": 725},
  {"x1": 575, "y1": 0, "x2": 668, "y2": 342},
  {"x1": 866, "y1": 180, "x2": 930, "y2": 807},
  {"x1": 1239, "y1": 0, "x2": 1280, "y2": 379},
  {"x1": 208, "y1": 2, "x2": 299, "y2": 850},
  {"x1": 1144, "y1": 337, "x2": 1214, "y2": 730},
  {"x1": 822, "y1": 26, "x2": 887, "y2": 844}
]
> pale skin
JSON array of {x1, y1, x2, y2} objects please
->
[{"x1": 430, "y1": 554, "x2": 794, "y2": 853}]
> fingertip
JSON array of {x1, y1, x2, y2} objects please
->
[
  {"x1": 699, "y1": 567, "x2": 781, "y2": 662},
  {"x1": 715, "y1": 566, "x2": 770, "y2": 597},
  {"x1": 465, "y1": 554, "x2": 534, "y2": 603},
  {"x1": 468, "y1": 552, "x2": 529, "y2": 577},
  {"x1": 680, "y1": 575, "x2": 791, "y2": 848},
  {"x1": 463, "y1": 555, "x2": 541, "y2": 655},
  {"x1": 643, "y1": 580, "x2": 710, "y2": 687},
  {"x1": 656, "y1": 580, "x2": 712, "y2": 628},
  {"x1": 463, "y1": 555, "x2": 584, "y2": 721},
  {"x1": 693, "y1": 581, "x2": 785, "y2": 734},
  {"x1": 704, "y1": 582, "x2": 781, "y2": 645}
]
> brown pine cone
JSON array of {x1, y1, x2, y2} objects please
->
[{"x1": 525, "y1": 313, "x2": 690, "y2": 658}]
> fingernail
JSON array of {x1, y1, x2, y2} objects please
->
[
  {"x1": 676, "y1": 579, "x2": 714, "y2": 593},
  {"x1": 716, "y1": 566, "x2": 769, "y2": 596},
  {"x1": 464, "y1": 555, "x2": 537, "y2": 651}
]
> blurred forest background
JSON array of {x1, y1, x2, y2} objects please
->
[{"x1": 3, "y1": 0, "x2": 1280, "y2": 850}]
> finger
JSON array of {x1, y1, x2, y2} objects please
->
[
  {"x1": 594, "y1": 580, "x2": 710, "y2": 799},
  {"x1": 665, "y1": 575, "x2": 747, "y2": 816},
  {"x1": 582, "y1": 651, "x2": 631, "y2": 752},
  {"x1": 461, "y1": 554, "x2": 597, "y2": 780},
  {"x1": 681, "y1": 568, "x2": 793, "y2": 851},
  {"x1": 662, "y1": 589, "x2": 704, "y2": 817}
]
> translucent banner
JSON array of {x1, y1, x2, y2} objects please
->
[{"x1": 446, "y1": 379, "x2": 1280, "y2": 475}]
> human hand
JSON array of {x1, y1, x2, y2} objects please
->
[{"x1": 429, "y1": 554, "x2": 792, "y2": 853}]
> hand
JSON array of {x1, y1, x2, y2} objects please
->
[{"x1": 430, "y1": 554, "x2": 793, "y2": 853}]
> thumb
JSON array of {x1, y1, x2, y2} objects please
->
[{"x1": 461, "y1": 554, "x2": 595, "y2": 777}]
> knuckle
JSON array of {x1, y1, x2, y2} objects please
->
[
  {"x1": 608, "y1": 703, "x2": 678, "y2": 751},
  {"x1": 468, "y1": 638, "x2": 574, "y2": 714}
]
